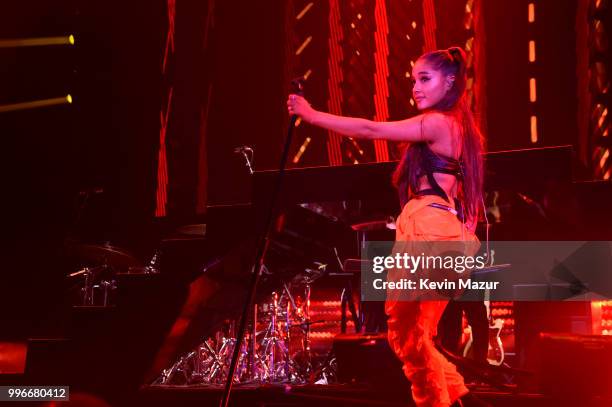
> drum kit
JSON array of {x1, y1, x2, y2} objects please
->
[
  {"x1": 65, "y1": 237, "x2": 338, "y2": 386},
  {"x1": 155, "y1": 264, "x2": 338, "y2": 386}
]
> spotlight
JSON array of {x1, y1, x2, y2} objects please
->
[
  {"x1": 0, "y1": 95, "x2": 73, "y2": 113},
  {"x1": 0, "y1": 35, "x2": 76, "y2": 48}
]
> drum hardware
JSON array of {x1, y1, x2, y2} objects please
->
[
  {"x1": 145, "y1": 250, "x2": 161, "y2": 273},
  {"x1": 67, "y1": 243, "x2": 141, "y2": 306},
  {"x1": 68, "y1": 265, "x2": 116, "y2": 306},
  {"x1": 128, "y1": 250, "x2": 161, "y2": 274},
  {"x1": 155, "y1": 264, "x2": 339, "y2": 386}
]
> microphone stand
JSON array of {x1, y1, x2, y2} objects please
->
[
  {"x1": 220, "y1": 80, "x2": 303, "y2": 407},
  {"x1": 234, "y1": 147, "x2": 254, "y2": 175}
]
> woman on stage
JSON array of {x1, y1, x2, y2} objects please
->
[{"x1": 287, "y1": 46, "x2": 486, "y2": 407}]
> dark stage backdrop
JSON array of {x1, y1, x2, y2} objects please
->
[
  {"x1": 158, "y1": 0, "x2": 287, "y2": 213},
  {"x1": 1, "y1": 0, "x2": 601, "y2": 339},
  {"x1": 483, "y1": 0, "x2": 581, "y2": 152},
  {"x1": 1, "y1": 0, "x2": 163, "y2": 338},
  {"x1": 159, "y1": 0, "x2": 487, "y2": 211}
]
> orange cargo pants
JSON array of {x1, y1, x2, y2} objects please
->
[{"x1": 385, "y1": 195, "x2": 479, "y2": 407}]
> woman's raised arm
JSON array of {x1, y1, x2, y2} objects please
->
[{"x1": 287, "y1": 94, "x2": 447, "y2": 143}]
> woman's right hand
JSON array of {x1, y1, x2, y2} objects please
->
[{"x1": 287, "y1": 94, "x2": 316, "y2": 123}]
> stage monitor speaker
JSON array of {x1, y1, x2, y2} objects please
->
[
  {"x1": 539, "y1": 333, "x2": 612, "y2": 402},
  {"x1": 333, "y1": 333, "x2": 410, "y2": 401}
]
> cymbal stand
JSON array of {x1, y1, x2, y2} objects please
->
[{"x1": 81, "y1": 267, "x2": 93, "y2": 305}]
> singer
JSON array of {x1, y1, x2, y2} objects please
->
[{"x1": 287, "y1": 47, "x2": 487, "y2": 407}]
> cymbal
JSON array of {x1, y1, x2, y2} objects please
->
[
  {"x1": 68, "y1": 243, "x2": 142, "y2": 270},
  {"x1": 175, "y1": 223, "x2": 206, "y2": 237},
  {"x1": 161, "y1": 223, "x2": 207, "y2": 242}
]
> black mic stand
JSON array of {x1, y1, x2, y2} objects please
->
[{"x1": 220, "y1": 79, "x2": 304, "y2": 407}]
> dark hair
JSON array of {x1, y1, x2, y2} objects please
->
[{"x1": 393, "y1": 46, "x2": 485, "y2": 220}]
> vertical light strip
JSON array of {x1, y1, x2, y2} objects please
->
[
  {"x1": 463, "y1": 0, "x2": 476, "y2": 110},
  {"x1": 156, "y1": 0, "x2": 176, "y2": 217},
  {"x1": 472, "y1": 0, "x2": 488, "y2": 135},
  {"x1": 156, "y1": 87, "x2": 173, "y2": 217},
  {"x1": 327, "y1": 0, "x2": 344, "y2": 166},
  {"x1": 422, "y1": 0, "x2": 437, "y2": 52},
  {"x1": 528, "y1": 2, "x2": 537, "y2": 143},
  {"x1": 162, "y1": 0, "x2": 176, "y2": 74},
  {"x1": 587, "y1": 0, "x2": 610, "y2": 179},
  {"x1": 372, "y1": 0, "x2": 390, "y2": 162}
]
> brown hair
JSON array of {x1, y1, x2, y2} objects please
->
[{"x1": 393, "y1": 46, "x2": 485, "y2": 220}]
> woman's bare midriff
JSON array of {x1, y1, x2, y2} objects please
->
[{"x1": 417, "y1": 172, "x2": 459, "y2": 201}]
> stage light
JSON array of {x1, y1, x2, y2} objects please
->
[
  {"x1": 530, "y1": 78, "x2": 537, "y2": 102},
  {"x1": 529, "y1": 40, "x2": 536, "y2": 62},
  {"x1": 296, "y1": 2, "x2": 313, "y2": 20},
  {"x1": 0, "y1": 35, "x2": 76, "y2": 48},
  {"x1": 598, "y1": 107, "x2": 608, "y2": 128},
  {"x1": 599, "y1": 149, "x2": 609, "y2": 169},
  {"x1": 528, "y1": 3, "x2": 535, "y2": 23},
  {"x1": 295, "y1": 36, "x2": 312, "y2": 56},
  {"x1": 292, "y1": 136, "x2": 311, "y2": 164},
  {"x1": 465, "y1": 37, "x2": 474, "y2": 52},
  {"x1": 530, "y1": 115, "x2": 538, "y2": 143},
  {"x1": 0, "y1": 94, "x2": 73, "y2": 113}
]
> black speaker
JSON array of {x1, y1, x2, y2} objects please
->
[
  {"x1": 25, "y1": 338, "x2": 72, "y2": 385},
  {"x1": 539, "y1": 333, "x2": 612, "y2": 402},
  {"x1": 333, "y1": 333, "x2": 410, "y2": 401}
]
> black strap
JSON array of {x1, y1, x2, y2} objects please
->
[{"x1": 427, "y1": 200, "x2": 465, "y2": 223}]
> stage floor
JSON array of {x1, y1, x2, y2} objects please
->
[{"x1": 138, "y1": 382, "x2": 611, "y2": 407}]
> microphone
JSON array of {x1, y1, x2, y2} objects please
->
[
  {"x1": 290, "y1": 76, "x2": 305, "y2": 96},
  {"x1": 78, "y1": 187, "x2": 104, "y2": 197},
  {"x1": 233, "y1": 146, "x2": 253, "y2": 154}
]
